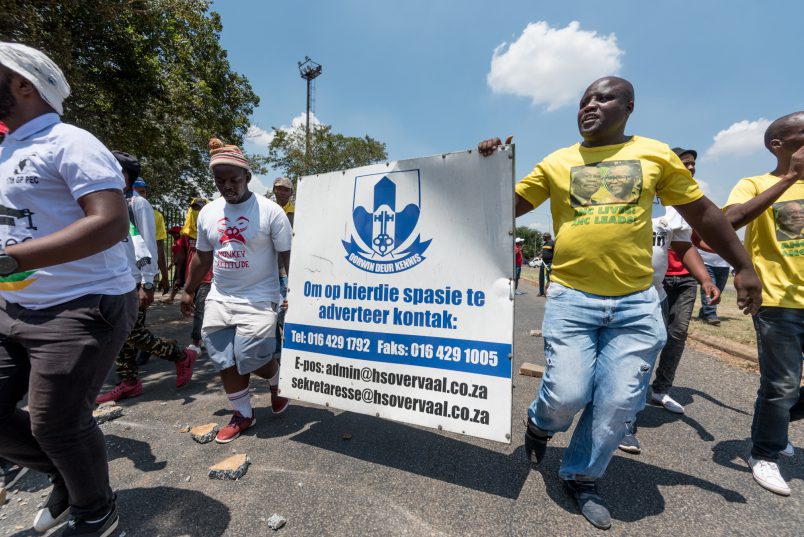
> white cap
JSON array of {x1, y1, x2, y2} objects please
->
[
  {"x1": 515, "y1": 237, "x2": 525, "y2": 243},
  {"x1": 0, "y1": 42, "x2": 70, "y2": 115},
  {"x1": 273, "y1": 176, "x2": 293, "y2": 190}
]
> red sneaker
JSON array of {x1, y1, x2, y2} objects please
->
[
  {"x1": 215, "y1": 411, "x2": 256, "y2": 444},
  {"x1": 271, "y1": 385, "x2": 289, "y2": 414},
  {"x1": 96, "y1": 379, "x2": 142, "y2": 404},
  {"x1": 175, "y1": 345, "x2": 200, "y2": 388}
]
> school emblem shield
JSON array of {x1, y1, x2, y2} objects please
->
[{"x1": 342, "y1": 169, "x2": 430, "y2": 273}]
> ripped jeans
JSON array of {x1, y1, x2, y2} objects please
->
[{"x1": 528, "y1": 282, "x2": 666, "y2": 480}]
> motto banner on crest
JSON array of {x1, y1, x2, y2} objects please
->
[{"x1": 279, "y1": 147, "x2": 516, "y2": 443}]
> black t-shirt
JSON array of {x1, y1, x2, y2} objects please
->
[{"x1": 541, "y1": 240, "x2": 554, "y2": 263}]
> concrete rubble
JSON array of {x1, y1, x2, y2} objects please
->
[
  {"x1": 267, "y1": 514, "x2": 287, "y2": 530},
  {"x1": 93, "y1": 403, "x2": 123, "y2": 424},
  {"x1": 519, "y1": 362, "x2": 544, "y2": 378},
  {"x1": 208, "y1": 454, "x2": 250, "y2": 480},
  {"x1": 190, "y1": 423, "x2": 219, "y2": 444}
]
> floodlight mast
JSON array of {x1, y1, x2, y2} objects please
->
[{"x1": 298, "y1": 56, "x2": 322, "y2": 171}]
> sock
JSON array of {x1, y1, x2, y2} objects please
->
[
  {"x1": 226, "y1": 387, "x2": 252, "y2": 418},
  {"x1": 268, "y1": 370, "x2": 280, "y2": 388}
]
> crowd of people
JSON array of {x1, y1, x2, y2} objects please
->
[
  {"x1": 0, "y1": 41, "x2": 800, "y2": 535},
  {"x1": 479, "y1": 75, "x2": 803, "y2": 529}
]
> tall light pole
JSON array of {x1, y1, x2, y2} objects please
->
[{"x1": 298, "y1": 56, "x2": 322, "y2": 171}]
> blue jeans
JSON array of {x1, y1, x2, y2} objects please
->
[
  {"x1": 698, "y1": 265, "x2": 730, "y2": 319},
  {"x1": 529, "y1": 282, "x2": 666, "y2": 479},
  {"x1": 751, "y1": 307, "x2": 804, "y2": 460}
]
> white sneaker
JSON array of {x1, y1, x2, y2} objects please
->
[
  {"x1": 651, "y1": 392, "x2": 685, "y2": 414},
  {"x1": 748, "y1": 456, "x2": 791, "y2": 496},
  {"x1": 781, "y1": 443, "x2": 795, "y2": 457}
]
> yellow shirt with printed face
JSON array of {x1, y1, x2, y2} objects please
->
[
  {"x1": 516, "y1": 136, "x2": 703, "y2": 296},
  {"x1": 725, "y1": 174, "x2": 804, "y2": 308}
]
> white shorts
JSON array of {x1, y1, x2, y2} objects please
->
[{"x1": 201, "y1": 299, "x2": 278, "y2": 375}]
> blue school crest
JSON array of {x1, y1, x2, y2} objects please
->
[{"x1": 342, "y1": 169, "x2": 431, "y2": 274}]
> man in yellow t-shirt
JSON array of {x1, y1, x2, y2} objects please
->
[
  {"x1": 479, "y1": 76, "x2": 761, "y2": 530},
  {"x1": 722, "y1": 111, "x2": 804, "y2": 497},
  {"x1": 272, "y1": 176, "x2": 295, "y2": 225}
]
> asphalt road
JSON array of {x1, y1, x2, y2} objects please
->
[{"x1": 1, "y1": 279, "x2": 802, "y2": 536}]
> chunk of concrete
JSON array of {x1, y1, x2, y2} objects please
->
[
  {"x1": 530, "y1": 329, "x2": 542, "y2": 337},
  {"x1": 190, "y1": 423, "x2": 219, "y2": 444},
  {"x1": 519, "y1": 362, "x2": 544, "y2": 378},
  {"x1": 208, "y1": 454, "x2": 250, "y2": 480},
  {"x1": 93, "y1": 404, "x2": 123, "y2": 424},
  {"x1": 266, "y1": 514, "x2": 287, "y2": 530}
]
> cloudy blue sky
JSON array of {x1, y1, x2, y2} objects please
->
[{"x1": 214, "y1": 0, "x2": 803, "y2": 233}]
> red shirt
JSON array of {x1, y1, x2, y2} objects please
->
[
  {"x1": 186, "y1": 237, "x2": 213, "y2": 284},
  {"x1": 665, "y1": 248, "x2": 689, "y2": 276},
  {"x1": 515, "y1": 244, "x2": 523, "y2": 267}
]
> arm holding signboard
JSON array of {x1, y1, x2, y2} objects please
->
[{"x1": 478, "y1": 137, "x2": 533, "y2": 218}]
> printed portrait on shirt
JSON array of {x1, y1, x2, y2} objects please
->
[
  {"x1": 569, "y1": 160, "x2": 643, "y2": 207},
  {"x1": 773, "y1": 199, "x2": 804, "y2": 241}
]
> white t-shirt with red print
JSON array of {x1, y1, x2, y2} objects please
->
[{"x1": 196, "y1": 193, "x2": 292, "y2": 304}]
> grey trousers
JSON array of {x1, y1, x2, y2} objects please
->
[{"x1": 0, "y1": 292, "x2": 137, "y2": 519}]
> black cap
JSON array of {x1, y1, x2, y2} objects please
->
[
  {"x1": 112, "y1": 151, "x2": 141, "y2": 180},
  {"x1": 672, "y1": 147, "x2": 697, "y2": 160}
]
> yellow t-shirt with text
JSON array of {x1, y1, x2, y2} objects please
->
[
  {"x1": 515, "y1": 136, "x2": 703, "y2": 296},
  {"x1": 725, "y1": 174, "x2": 803, "y2": 308},
  {"x1": 154, "y1": 210, "x2": 167, "y2": 242}
]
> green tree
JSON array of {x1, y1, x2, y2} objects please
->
[
  {"x1": 260, "y1": 123, "x2": 388, "y2": 184},
  {"x1": 515, "y1": 226, "x2": 545, "y2": 260},
  {"x1": 0, "y1": 0, "x2": 259, "y2": 211}
]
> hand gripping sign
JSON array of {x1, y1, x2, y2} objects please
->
[{"x1": 279, "y1": 147, "x2": 516, "y2": 443}]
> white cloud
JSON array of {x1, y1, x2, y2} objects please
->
[
  {"x1": 245, "y1": 112, "x2": 322, "y2": 148},
  {"x1": 703, "y1": 118, "x2": 770, "y2": 161},
  {"x1": 525, "y1": 221, "x2": 550, "y2": 233},
  {"x1": 487, "y1": 21, "x2": 624, "y2": 111},
  {"x1": 695, "y1": 178, "x2": 711, "y2": 195},
  {"x1": 288, "y1": 111, "x2": 321, "y2": 129},
  {"x1": 246, "y1": 124, "x2": 275, "y2": 146}
]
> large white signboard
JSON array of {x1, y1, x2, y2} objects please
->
[{"x1": 279, "y1": 147, "x2": 515, "y2": 443}]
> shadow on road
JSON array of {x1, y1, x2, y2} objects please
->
[
  {"x1": 666, "y1": 386, "x2": 752, "y2": 416},
  {"x1": 106, "y1": 434, "x2": 167, "y2": 472},
  {"x1": 533, "y1": 446, "x2": 747, "y2": 523},
  {"x1": 116, "y1": 486, "x2": 231, "y2": 536},
  {"x1": 636, "y1": 405, "x2": 715, "y2": 442},
  {"x1": 636, "y1": 385, "x2": 752, "y2": 442},
  {"x1": 711, "y1": 437, "x2": 804, "y2": 482},
  {"x1": 8, "y1": 487, "x2": 230, "y2": 537},
  {"x1": 265, "y1": 405, "x2": 531, "y2": 499}
]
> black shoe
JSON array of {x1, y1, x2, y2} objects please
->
[
  {"x1": 0, "y1": 459, "x2": 29, "y2": 489},
  {"x1": 702, "y1": 316, "x2": 721, "y2": 326},
  {"x1": 33, "y1": 474, "x2": 70, "y2": 532},
  {"x1": 563, "y1": 479, "x2": 611, "y2": 530},
  {"x1": 59, "y1": 500, "x2": 118, "y2": 536},
  {"x1": 524, "y1": 419, "x2": 551, "y2": 464},
  {"x1": 618, "y1": 433, "x2": 641, "y2": 454}
]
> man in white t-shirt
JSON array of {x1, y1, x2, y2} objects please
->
[
  {"x1": 695, "y1": 247, "x2": 731, "y2": 325},
  {"x1": 181, "y1": 139, "x2": 292, "y2": 443},
  {"x1": 0, "y1": 43, "x2": 137, "y2": 536},
  {"x1": 96, "y1": 152, "x2": 199, "y2": 404},
  {"x1": 618, "y1": 184, "x2": 720, "y2": 454}
]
